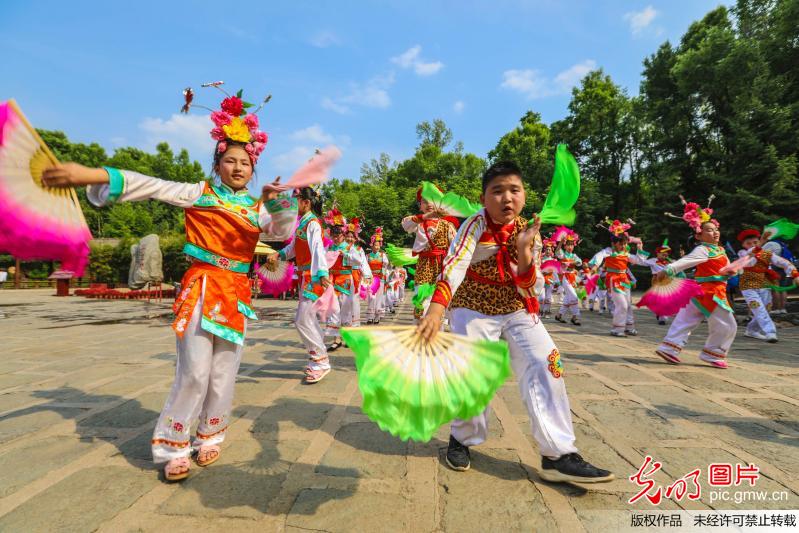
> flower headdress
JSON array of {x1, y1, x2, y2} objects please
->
[
  {"x1": 551, "y1": 226, "x2": 579, "y2": 244},
  {"x1": 324, "y1": 206, "x2": 347, "y2": 228},
  {"x1": 346, "y1": 217, "x2": 362, "y2": 236},
  {"x1": 597, "y1": 217, "x2": 635, "y2": 238},
  {"x1": 664, "y1": 195, "x2": 718, "y2": 233},
  {"x1": 181, "y1": 81, "x2": 271, "y2": 164},
  {"x1": 370, "y1": 227, "x2": 384, "y2": 246}
]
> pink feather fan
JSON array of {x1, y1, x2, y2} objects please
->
[
  {"x1": 256, "y1": 259, "x2": 295, "y2": 296},
  {"x1": 312, "y1": 284, "x2": 340, "y2": 322},
  {"x1": 275, "y1": 145, "x2": 342, "y2": 191},
  {"x1": 540, "y1": 259, "x2": 563, "y2": 274},
  {"x1": 0, "y1": 100, "x2": 91, "y2": 275},
  {"x1": 636, "y1": 276, "x2": 704, "y2": 316}
]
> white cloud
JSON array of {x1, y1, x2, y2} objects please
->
[
  {"x1": 321, "y1": 97, "x2": 351, "y2": 115},
  {"x1": 453, "y1": 100, "x2": 465, "y2": 113},
  {"x1": 624, "y1": 6, "x2": 658, "y2": 36},
  {"x1": 310, "y1": 30, "x2": 341, "y2": 48},
  {"x1": 321, "y1": 73, "x2": 394, "y2": 114},
  {"x1": 290, "y1": 124, "x2": 335, "y2": 144},
  {"x1": 139, "y1": 114, "x2": 213, "y2": 158},
  {"x1": 391, "y1": 45, "x2": 444, "y2": 76},
  {"x1": 501, "y1": 60, "x2": 597, "y2": 99},
  {"x1": 553, "y1": 60, "x2": 597, "y2": 89}
]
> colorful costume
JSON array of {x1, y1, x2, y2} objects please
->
[
  {"x1": 366, "y1": 228, "x2": 390, "y2": 324},
  {"x1": 736, "y1": 229, "x2": 797, "y2": 341},
  {"x1": 555, "y1": 237, "x2": 582, "y2": 323},
  {"x1": 89, "y1": 170, "x2": 296, "y2": 463},
  {"x1": 655, "y1": 197, "x2": 735, "y2": 368},
  {"x1": 539, "y1": 243, "x2": 560, "y2": 318},
  {"x1": 588, "y1": 219, "x2": 648, "y2": 336},
  {"x1": 430, "y1": 211, "x2": 579, "y2": 458},
  {"x1": 279, "y1": 210, "x2": 331, "y2": 377},
  {"x1": 402, "y1": 209, "x2": 456, "y2": 319}
]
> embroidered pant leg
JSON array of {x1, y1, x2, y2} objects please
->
[
  {"x1": 295, "y1": 295, "x2": 329, "y2": 370},
  {"x1": 339, "y1": 292, "x2": 352, "y2": 328},
  {"x1": 610, "y1": 289, "x2": 630, "y2": 334},
  {"x1": 152, "y1": 299, "x2": 213, "y2": 464},
  {"x1": 449, "y1": 309, "x2": 578, "y2": 458},
  {"x1": 742, "y1": 288, "x2": 776, "y2": 336},
  {"x1": 323, "y1": 301, "x2": 341, "y2": 338},
  {"x1": 700, "y1": 308, "x2": 737, "y2": 363},
  {"x1": 194, "y1": 322, "x2": 245, "y2": 448},
  {"x1": 502, "y1": 310, "x2": 578, "y2": 458},
  {"x1": 657, "y1": 304, "x2": 704, "y2": 358}
]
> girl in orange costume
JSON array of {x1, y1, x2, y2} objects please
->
[{"x1": 42, "y1": 86, "x2": 296, "y2": 481}]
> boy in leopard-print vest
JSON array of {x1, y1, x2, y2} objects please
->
[{"x1": 416, "y1": 161, "x2": 614, "y2": 484}]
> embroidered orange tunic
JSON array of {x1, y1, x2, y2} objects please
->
[{"x1": 172, "y1": 183, "x2": 267, "y2": 345}]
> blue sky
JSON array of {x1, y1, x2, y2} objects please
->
[{"x1": 1, "y1": 0, "x2": 728, "y2": 186}]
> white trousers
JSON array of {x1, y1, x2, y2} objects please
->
[
  {"x1": 325, "y1": 292, "x2": 353, "y2": 339},
  {"x1": 559, "y1": 282, "x2": 580, "y2": 318},
  {"x1": 152, "y1": 299, "x2": 243, "y2": 464},
  {"x1": 295, "y1": 292, "x2": 330, "y2": 371},
  {"x1": 742, "y1": 288, "x2": 776, "y2": 337},
  {"x1": 366, "y1": 279, "x2": 385, "y2": 320},
  {"x1": 398, "y1": 285, "x2": 405, "y2": 300},
  {"x1": 449, "y1": 308, "x2": 578, "y2": 459},
  {"x1": 610, "y1": 288, "x2": 634, "y2": 334},
  {"x1": 657, "y1": 303, "x2": 737, "y2": 363},
  {"x1": 540, "y1": 284, "x2": 554, "y2": 314},
  {"x1": 596, "y1": 288, "x2": 608, "y2": 311},
  {"x1": 351, "y1": 289, "x2": 362, "y2": 327}
]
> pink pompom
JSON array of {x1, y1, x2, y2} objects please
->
[
  {"x1": 211, "y1": 127, "x2": 226, "y2": 141},
  {"x1": 210, "y1": 111, "x2": 232, "y2": 127},
  {"x1": 244, "y1": 114, "x2": 259, "y2": 130}
]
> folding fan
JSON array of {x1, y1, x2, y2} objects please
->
[
  {"x1": 635, "y1": 276, "x2": 704, "y2": 316},
  {"x1": 386, "y1": 243, "x2": 418, "y2": 266},
  {"x1": 256, "y1": 259, "x2": 295, "y2": 296},
  {"x1": 0, "y1": 100, "x2": 91, "y2": 275},
  {"x1": 585, "y1": 274, "x2": 599, "y2": 295},
  {"x1": 420, "y1": 181, "x2": 482, "y2": 218},
  {"x1": 340, "y1": 326, "x2": 511, "y2": 442},
  {"x1": 274, "y1": 145, "x2": 342, "y2": 191},
  {"x1": 412, "y1": 282, "x2": 435, "y2": 311},
  {"x1": 540, "y1": 259, "x2": 563, "y2": 274}
]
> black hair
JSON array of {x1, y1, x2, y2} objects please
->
[
  {"x1": 296, "y1": 187, "x2": 323, "y2": 216},
  {"x1": 330, "y1": 226, "x2": 344, "y2": 236},
  {"x1": 482, "y1": 161, "x2": 523, "y2": 192},
  {"x1": 212, "y1": 140, "x2": 251, "y2": 170},
  {"x1": 610, "y1": 234, "x2": 629, "y2": 244}
]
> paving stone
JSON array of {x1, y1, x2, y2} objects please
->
[
  {"x1": 0, "y1": 466, "x2": 156, "y2": 532},
  {"x1": 158, "y1": 437, "x2": 308, "y2": 519},
  {"x1": 437, "y1": 447, "x2": 558, "y2": 532},
  {"x1": 626, "y1": 385, "x2": 740, "y2": 418},
  {"x1": 0, "y1": 406, "x2": 88, "y2": 444},
  {"x1": 583, "y1": 399, "x2": 699, "y2": 445},
  {"x1": 250, "y1": 397, "x2": 333, "y2": 436},
  {"x1": 724, "y1": 398, "x2": 799, "y2": 432},
  {"x1": 663, "y1": 371, "x2": 756, "y2": 394},
  {"x1": 591, "y1": 364, "x2": 659, "y2": 384},
  {"x1": 317, "y1": 421, "x2": 408, "y2": 478},
  {"x1": 0, "y1": 435, "x2": 98, "y2": 498},
  {"x1": 287, "y1": 489, "x2": 407, "y2": 532},
  {"x1": 563, "y1": 372, "x2": 618, "y2": 396},
  {"x1": 78, "y1": 391, "x2": 163, "y2": 428}
]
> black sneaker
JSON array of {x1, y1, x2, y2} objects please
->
[
  {"x1": 658, "y1": 319, "x2": 666, "y2": 325},
  {"x1": 445, "y1": 435, "x2": 470, "y2": 471},
  {"x1": 554, "y1": 314, "x2": 566, "y2": 323},
  {"x1": 571, "y1": 316, "x2": 581, "y2": 326},
  {"x1": 326, "y1": 340, "x2": 342, "y2": 352},
  {"x1": 540, "y1": 453, "x2": 614, "y2": 483}
]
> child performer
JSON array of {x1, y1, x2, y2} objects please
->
[
  {"x1": 554, "y1": 234, "x2": 582, "y2": 325},
  {"x1": 417, "y1": 161, "x2": 613, "y2": 483},
  {"x1": 641, "y1": 239, "x2": 680, "y2": 325},
  {"x1": 736, "y1": 229, "x2": 798, "y2": 342},
  {"x1": 539, "y1": 239, "x2": 559, "y2": 318},
  {"x1": 397, "y1": 266, "x2": 407, "y2": 302},
  {"x1": 401, "y1": 187, "x2": 457, "y2": 320},
  {"x1": 323, "y1": 209, "x2": 363, "y2": 351},
  {"x1": 43, "y1": 89, "x2": 297, "y2": 481},
  {"x1": 346, "y1": 219, "x2": 371, "y2": 328},
  {"x1": 273, "y1": 188, "x2": 331, "y2": 383},
  {"x1": 588, "y1": 219, "x2": 649, "y2": 337},
  {"x1": 654, "y1": 198, "x2": 737, "y2": 368},
  {"x1": 366, "y1": 228, "x2": 390, "y2": 324}
]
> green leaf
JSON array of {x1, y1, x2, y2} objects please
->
[
  {"x1": 236, "y1": 89, "x2": 243, "y2": 98},
  {"x1": 242, "y1": 101, "x2": 255, "y2": 108}
]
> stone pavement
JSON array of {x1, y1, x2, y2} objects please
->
[{"x1": 0, "y1": 289, "x2": 797, "y2": 532}]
